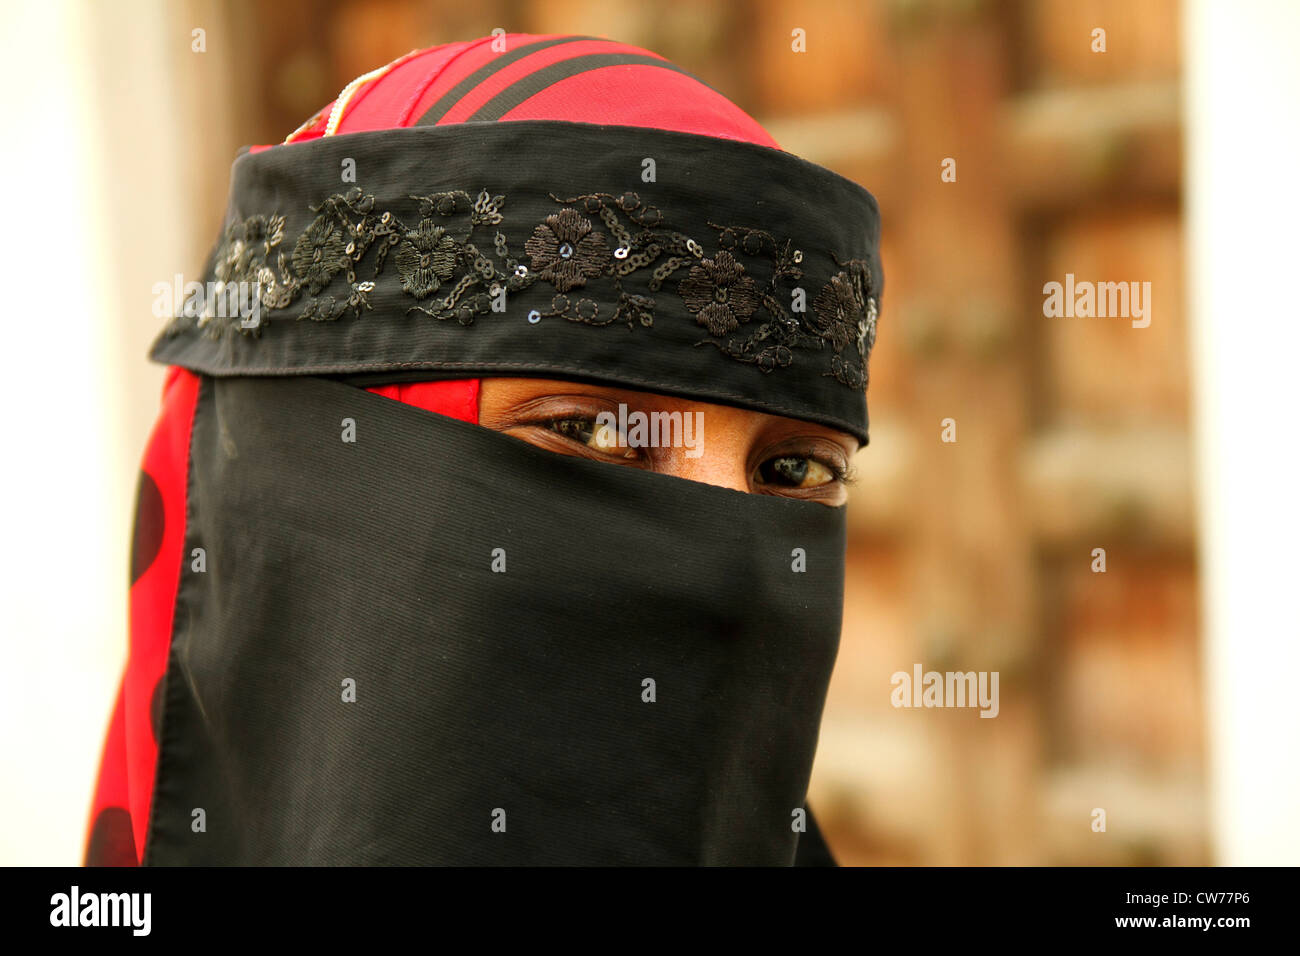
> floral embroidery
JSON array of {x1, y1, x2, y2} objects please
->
[
  {"x1": 523, "y1": 208, "x2": 609, "y2": 292},
  {"x1": 678, "y1": 250, "x2": 759, "y2": 336},
  {"x1": 812, "y1": 266, "x2": 867, "y2": 353},
  {"x1": 291, "y1": 214, "x2": 347, "y2": 294},
  {"x1": 178, "y1": 185, "x2": 879, "y2": 390},
  {"x1": 395, "y1": 219, "x2": 458, "y2": 297}
]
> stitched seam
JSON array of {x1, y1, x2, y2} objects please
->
[
  {"x1": 398, "y1": 37, "x2": 497, "y2": 126},
  {"x1": 330, "y1": 47, "x2": 428, "y2": 134}
]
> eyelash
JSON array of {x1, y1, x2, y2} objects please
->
[{"x1": 538, "y1": 414, "x2": 854, "y2": 486}]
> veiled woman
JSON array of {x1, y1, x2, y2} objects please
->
[{"x1": 84, "y1": 33, "x2": 882, "y2": 867}]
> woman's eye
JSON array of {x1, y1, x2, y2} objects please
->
[
  {"x1": 546, "y1": 418, "x2": 634, "y2": 457},
  {"x1": 757, "y1": 455, "x2": 838, "y2": 489}
]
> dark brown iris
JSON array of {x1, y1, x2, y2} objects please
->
[{"x1": 761, "y1": 456, "x2": 809, "y2": 486}]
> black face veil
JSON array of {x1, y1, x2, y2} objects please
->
[
  {"x1": 106, "y1": 105, "x2": 881, "y2": 866},
  {"x1": 145, "y1": 375, "x2": 846, "y2": 865}
]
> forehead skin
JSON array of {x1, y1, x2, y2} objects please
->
[{"x1": 477, "y1": 377, "x2": 860, "y2": 502}]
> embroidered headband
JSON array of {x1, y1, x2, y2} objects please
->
[{"x1": 151, "y1": 118, "x2": 883, "y2": 443}]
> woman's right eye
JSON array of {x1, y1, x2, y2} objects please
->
[{"x1": 546, "y1": 418, "x2": 636, "y2": 458}]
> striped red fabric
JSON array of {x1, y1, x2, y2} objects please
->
[{"x1": 285, "y1": 33, "x2": 778, "y2": 146}]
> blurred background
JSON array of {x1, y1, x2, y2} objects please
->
[{"x1": 1, "y1": 0, "x2": 1296, "y2": 866}]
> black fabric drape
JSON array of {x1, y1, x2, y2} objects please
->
[{"x1": 145, "y1": 375, "x2": 846, "y2": 865}]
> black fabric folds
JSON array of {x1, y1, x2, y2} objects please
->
[{"x1": 144, "y1": 375, "x2": 846, "y2": 865}]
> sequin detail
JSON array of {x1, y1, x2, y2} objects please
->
[{"x1": 181, "y1": 186, "x2": 879, "y2": 388}]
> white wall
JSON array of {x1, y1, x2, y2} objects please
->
[
  {"x1": 0, "y1": 0, "x2": 200, "y2": 865},
  {"x1": 1186, "y1": 0, "x2": 1300, "y2": 866}
]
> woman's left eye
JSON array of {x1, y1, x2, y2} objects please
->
[{"x1": 757, "y1": 455, "x2": 839, "y2": 489}]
